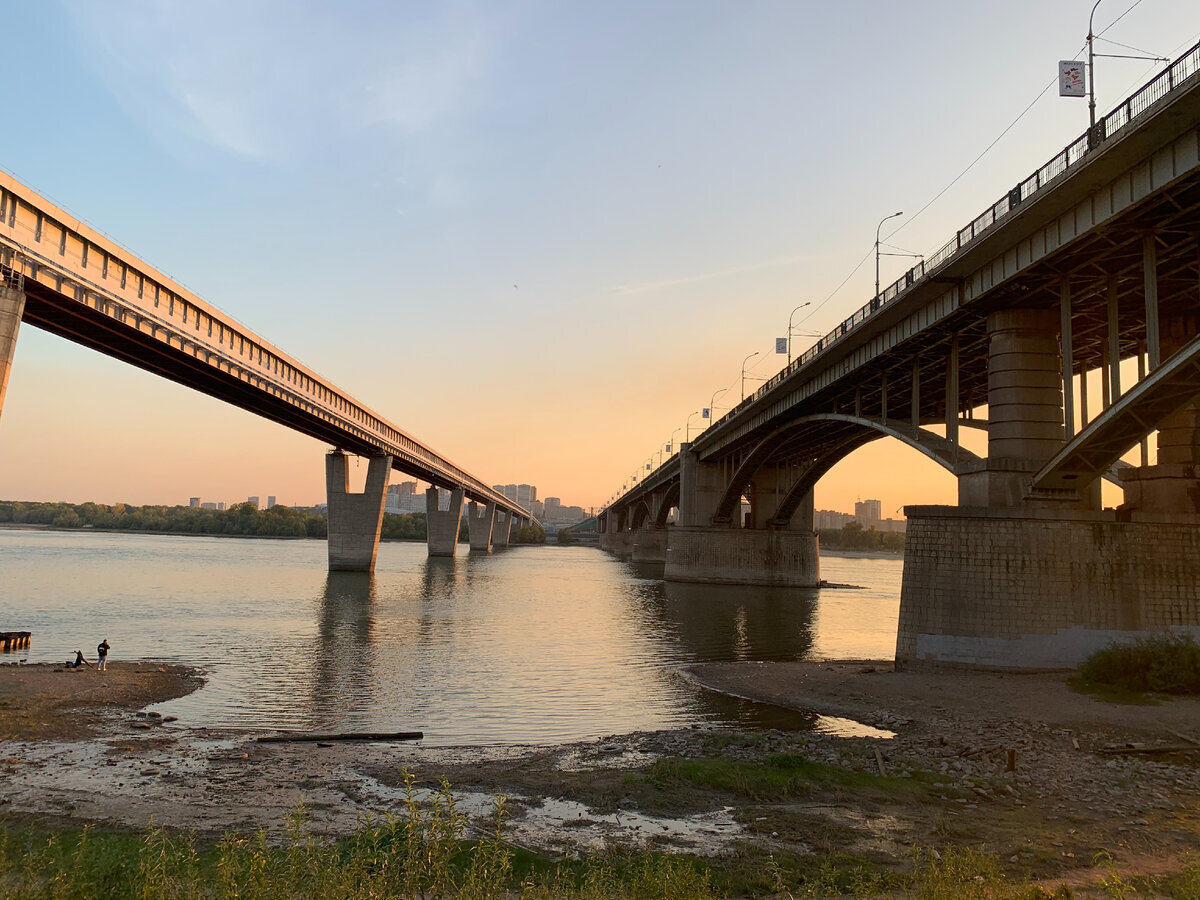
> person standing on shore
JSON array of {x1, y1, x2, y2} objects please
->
[{"x1": 96, "y1": 639, "x2": 110, "y2": 671}]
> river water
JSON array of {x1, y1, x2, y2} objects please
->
[{"x1": 0, "y1": 530, "x2": 902, "y2": 744}]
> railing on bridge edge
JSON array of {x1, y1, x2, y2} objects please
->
[{"x1": 601, "y1": 39, "x2": 1200, "y2": 518}]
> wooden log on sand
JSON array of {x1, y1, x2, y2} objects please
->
[{"x1": 256, "y1": 731, "x2": 424, "y2": 744}]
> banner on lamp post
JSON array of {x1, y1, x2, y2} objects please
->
[
  {"x1": 775, "y1": 337, "x2": 787, "y2": 353},
  {"x1": 1059, "y1": 61, "x2": 1086, "y2": 97},
  {"x1": 702, "y1": 408, "x2": 710, "y2": 419}
]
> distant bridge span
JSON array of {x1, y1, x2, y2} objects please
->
[{"x1": 0, "y1": 173, "x2": 527, "y2": 567}]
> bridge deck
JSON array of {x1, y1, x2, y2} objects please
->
[{"x1": 0, "y1": 173, "x2": 525, "y2": 515}]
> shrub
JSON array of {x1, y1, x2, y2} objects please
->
[{"x1": 1078, "y1": 633, "x2": 1200, "y2": 695}]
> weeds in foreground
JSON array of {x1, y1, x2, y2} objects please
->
[{"x1": 0, "y1": 776, "x2": 1196, "y2": 898}]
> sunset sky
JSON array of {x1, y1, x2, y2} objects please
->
[{"x1": 1, "y1": 0, "x2": 1197, "y2": 514}]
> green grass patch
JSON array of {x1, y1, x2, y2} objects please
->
[
  {"x1": 1066, "y1": 675, "x2": 1160, "y2": 705},
  {"x1": 633, "y1": 751, "x2": 938, "y2": 803},
  {"x1": 1077, "y1": 633, "x2": 1200, "y2": 697}
]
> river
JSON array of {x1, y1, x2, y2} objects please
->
[{"x1": 0, "y1": 529, "x2": 902, "y2": 744}]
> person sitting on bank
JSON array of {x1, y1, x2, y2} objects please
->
[
  {"x1": 97, "y1": 639, "x2": 110, "y2": 672},
  {"x1": 69, "y1": 650, "x2": 91, "y2": 669}
]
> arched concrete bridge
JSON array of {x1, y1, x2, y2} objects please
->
[
  {"x1": 601, "y1": 40, "x2": 1200, "y2": 670},
  {"x1": 0, "y1": 178, "x2": 528, "y2": 571}
]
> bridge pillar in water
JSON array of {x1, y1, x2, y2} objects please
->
[
  {"x1": 1119, "y1": 312, "x2": 1200, "y2": 513},
  {"x1": 492, "y1": 509, "x2": 511, "y2": 549},
  {"x1": 426, "y1": 487, "x2": 464, "y2": 557},
  {"x1": 325, "y1": 451, "x2": 391, "y2": 572},
  {"x1": 467, "y1": 501, "x2": 496, "y2": 553},
  {"x1": 666, "y1": 446, "x2": 819, "y2": 586},
  {"x1": 0, "y1": 285, "x2": 25, "y2": 423}
]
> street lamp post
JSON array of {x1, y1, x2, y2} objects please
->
[
  {"x1": 1088, "y1": 0, "x2": 1101, "y2": 137},
  {"x1": 741, "y1": 351, "x2": 761, "y2": 401},
  {"x1": 708, "y1": 387, "x2": 728, "y2": 424},
  {"x1": 787, "y1": 302, "x2": 811, "y2": 365},
  {"x1": 875, "y1": 211, "x2": 904, "y2": 308},
  {"x1": 667, "y1": 427, "x2": 681, "y2": 457},
  {"x1": 685, "y1": 410, "x2": 701, "y2": 442}
]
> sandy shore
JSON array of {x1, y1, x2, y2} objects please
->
[
  {"x1": 0, "y1": 662, "x2": 203, "y2": 741},
  {"x1": 1, "y1": 658, "x2": 1198, "y2": 885}
]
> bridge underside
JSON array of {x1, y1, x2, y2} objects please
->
[{"x1": 18, "y1": 282, "x2": 454, "y2": 485}]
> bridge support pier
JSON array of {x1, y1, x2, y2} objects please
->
[
  {"x1": 665, "y1": 446, "x2": 819, "y2": 586},
  {"x1": 426, "y1": 487, "x2": 464, "y2": 557},
  {"x1": 492, "y1": 509, "x2": 511, "y2": 549},
  {"x1": 325, "y1": 451, "x2": 391, "y2": 572},
  {"x1": 467, "y1": 501, "x2": 496, "y2": 552},
  {"x1": 0, "y1": 285, "x2": 25, "y2": 423},
  {"x1": 898, "y1": 506, "x2": 1200, "y2": 669}
]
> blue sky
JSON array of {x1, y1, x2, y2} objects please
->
[{"x1": 1, "y1": 0, "x2": 1198, "y2": 512}]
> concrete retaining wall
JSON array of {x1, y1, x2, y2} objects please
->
[
  {"x1": 665, "y1": 527, "x2": 819, "y2": 587},
  {"x1": 632, "y1": 529, "x2": 667, "y2": 563},
  {"x1": 898, "y1": 505, "x2": 1200, "y2": 669}
]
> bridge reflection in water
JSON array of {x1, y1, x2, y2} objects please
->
[{"x1": 308, "y1": 555, "x2": 827, "y2": 737}]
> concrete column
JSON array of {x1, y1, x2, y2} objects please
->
[
  {"x1": 326, "y1": 451, "x2": 392, "y2": 572},
  {"x1": 1119, "y1": 313, "x2": 1200, "y2": 512},
  {"x1": 492, "y1": 509, "x2": 511, "y2": 549},
  {"x1": 467, "y1": 501, "x2": 496, "y2": 553},
  {"x1": 678, "y1": 443, "x2": 728, "y2": 527},
  {"x1": 958, "y1": 307, "x2": 1067, "y2": 507},
  {"x1": 668, "y1": 456, "x2": 818, "y2": 586},
  {"x1": 742, "y1": 465, "x2": 814, "y2": 531},
  {"x1": 0, "y1": 286, "x2": 26, "y2": 423},
  {"x1": 426, "y1": 487, "x2": 464, "y2": 557}
]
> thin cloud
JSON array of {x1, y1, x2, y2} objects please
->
[
  {"x1": 610, "y1": 253, "x2": 809, "y2": 297},
  {"x1": 60, "y1": 0, "x2": 495, "y2": 161}
]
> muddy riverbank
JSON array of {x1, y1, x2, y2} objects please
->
[{"x1": 1, "y1": 659, "x2": 1198, "y2": 890}]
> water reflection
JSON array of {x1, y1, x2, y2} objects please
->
[
  {"x1": 311, "y1": 571, "x2": 376, "y2": 727},
  {"x1": 2, "y1": 532, "x2": 904, "y2": 741},
  {"x1": 421, "y1": 556, "x2": 460, "y2": 600},
  {"x1": 635, "y1": 579, "x2": 818, "y2": 663}
]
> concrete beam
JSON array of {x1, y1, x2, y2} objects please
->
[
  {"x1": 326, "y1": 451, "x2": 391, "y2": 572},
  {"x1": 0, "y1": 286, "x2": 25, "y2": 423},
  {"x1": 426, "y1": 487, "x2": 464, "y2": 557}
]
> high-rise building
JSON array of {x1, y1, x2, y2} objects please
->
[
  {"x1": 201, "y1": 502, "x2": 217, "y2": 510},
  {"x1": 516, "y1": 484, "x2": 537, "y2": 508},
  {"x1": 189, "y1": 497, "x2": 201, "y2": 508},
  {"x1": 854, "y1": 499, "x2": 882, "y2": 524},
  {"x1": 267, "y1": 496, "x2": 277, "y2": 509},
  {"x1": 385, "y1": 481, "x2": 423, "y2": 515},
  {"x1": 247, "y1": 496, "x2": 260, "y2": 509}
]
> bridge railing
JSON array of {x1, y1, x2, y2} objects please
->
[{"x1": 709, "y1": 38, "x2": 1200, "y2": 432}]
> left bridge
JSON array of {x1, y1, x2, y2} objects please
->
[{"x1": 0, "y1": 172, "x2": 528, "y2": 569}]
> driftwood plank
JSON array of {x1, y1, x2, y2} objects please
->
[{"x1": 256, "y1": 731, "x2": 424, "y2": 744}]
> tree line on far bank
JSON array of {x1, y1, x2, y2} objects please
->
[
  {"x1": 816, "y1": 521, "x2": 905, "y2": 553},
  {"x1": 0, "y1": 500, "x2": 546, "y2": 544}
]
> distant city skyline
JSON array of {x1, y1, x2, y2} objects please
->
[{"x1": 1, "y1": 2, "x2": 1192, "y2": 513}]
